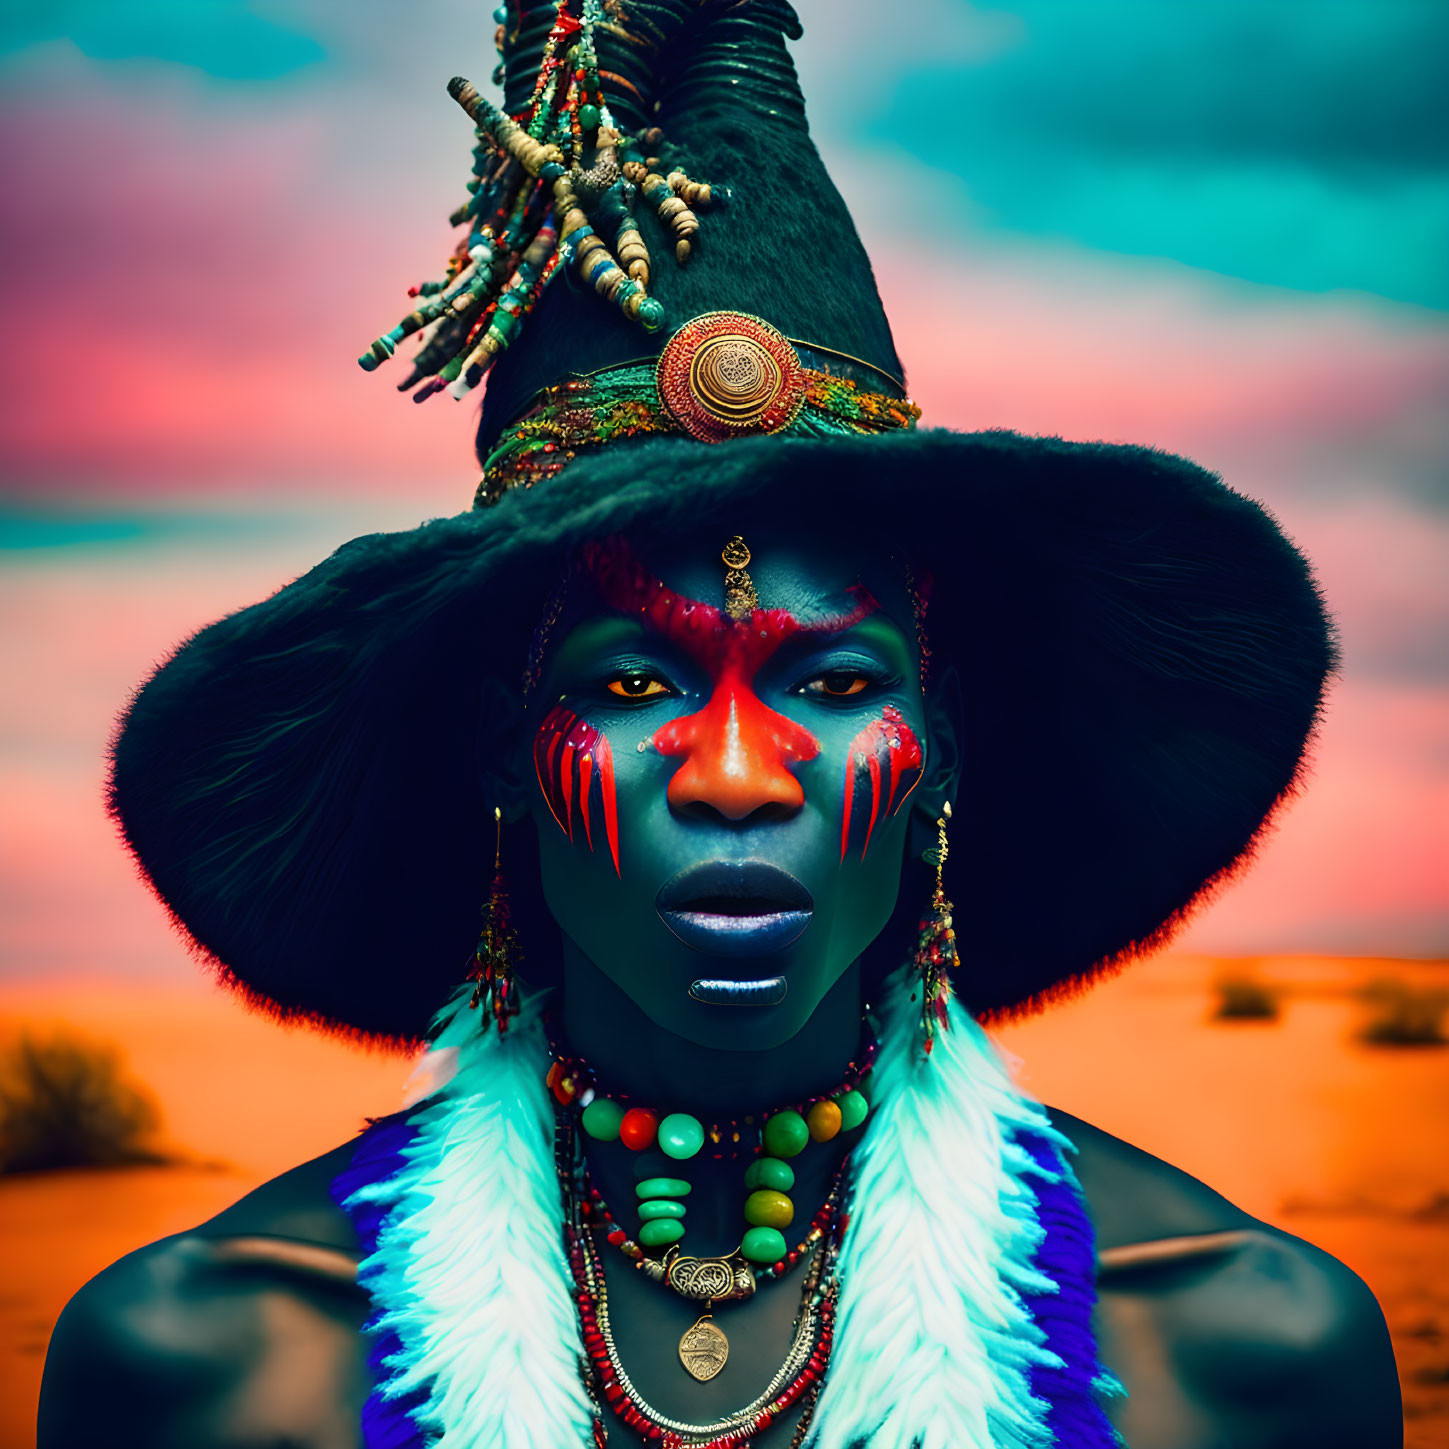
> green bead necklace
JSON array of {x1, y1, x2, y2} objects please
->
[{"x1": 544, "y1": 1035, "x2": 875, "y2": 1278}]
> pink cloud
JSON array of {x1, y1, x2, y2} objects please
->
[
  {"x1": 869, "y1": 234, "x2": 1449, "y2": 465},
  {"x1": 0, "y1": 60, "x2": 471, "y2": 498},
  {"x1": 1177, "y1": 677, "x2": 1449, "y2": 955}
]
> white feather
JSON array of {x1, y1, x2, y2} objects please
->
[
  {"x1": 806, "y1": 969, "x2": 1063, "y2": 1449},
  {"x1": 347, "y1": 986, "x2": 595, "y2": 1447}
]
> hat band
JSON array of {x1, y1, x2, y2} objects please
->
[{"x1": 475, "y1": 313, "x2": 919, "y2": 507}]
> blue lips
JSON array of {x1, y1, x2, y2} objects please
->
[
  {"x1": 656, "y1": 860, "x2": 814, "y2": 959},
  {"x1": 662, "y1": 908, "x2": 812, "y2": 956}
]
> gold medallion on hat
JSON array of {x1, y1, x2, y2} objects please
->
[{"x1": 657, "y1": 311, "x2": 806, "y2": 443}]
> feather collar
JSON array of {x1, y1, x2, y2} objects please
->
[{"x1": 334, "y1": 970, "x2": 1119, "y2": 1447}]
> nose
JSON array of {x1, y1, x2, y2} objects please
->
[{"x1": 654, "y1": 683, "x2": 818, "y2": 821}]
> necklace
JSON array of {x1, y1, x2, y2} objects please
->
[
  {"x1": 334, "y1": 972, "x2": 1121, "y2": 1449},
  {"x1": 582, "y1": 1162, "x2": 850, "y2": 1292},
  {"x1": 545, "y1": 1025, "x2": 875, "y2": 1300},
  {"x1": 563, "y1": 1118, "x2": 843, "y2": 1447}
]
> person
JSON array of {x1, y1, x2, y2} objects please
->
[{"x1": 40, "y1": 3, "x2": 1401, "y2": 1446}]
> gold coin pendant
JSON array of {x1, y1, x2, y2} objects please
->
[{"x1": 678, "y1": 1314, "x2": 729, "y2": 1382}]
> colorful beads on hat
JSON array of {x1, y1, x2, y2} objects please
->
[
  {"x1": 448, "y1": 224, "x2": 563, "y2": 399},
  {"x1": 357, "y1": 0, "x2": 719, "y2": 404},
  {"x1": 622, "y1": 160, "x2": 703, "y2": 262}
]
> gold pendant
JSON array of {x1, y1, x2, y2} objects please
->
[
  {"x1": 679, "y1": 1313, "x2": 729, "y2": 1382},
  {"x1": 664, "y1": 1249, "x2": 756, "y2": 1302}
]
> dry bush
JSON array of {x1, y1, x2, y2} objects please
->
[
  {"x1": 1212, "y1": 973, "x2": 1281, "y2": 1022},
  {"x1": 0, "y1": 1030, "x2": 170, "y2": 1173},
  {"x1": 1358, "y1": 978, "x2": 1449, "y2": 1048}
]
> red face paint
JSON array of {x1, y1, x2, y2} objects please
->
[
  {"x1": 582, "y1": 541, "x2": 879, "y2": 821},
  {"x1": 841, "y1": 705, "x2": 924, "y2": 861},
  {"x1": 533, "y1": 704, "x2": 620, "y2": 874}
]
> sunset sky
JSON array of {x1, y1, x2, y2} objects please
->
[{"x1": 1, "y1": 0, "x2": 1445, "y2": 992}]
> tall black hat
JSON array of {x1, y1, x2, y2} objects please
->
[{"x1": 110, "y1": 2, "x2": 1333, "y2": 1043}]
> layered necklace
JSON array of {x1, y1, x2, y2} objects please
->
[
  {"x1": 333, "y1": 972, "x2": 1122, "y2": 1449},
  {"x1": 560, "y1": 1114, "x2": 844, "y2": 1447},
  {"x1": 546, "y1": 1030, "x2": 875, "y2": 1443},
  {"x1": 545, "y1": 1027, "x2": 874, "y2": 1285}
]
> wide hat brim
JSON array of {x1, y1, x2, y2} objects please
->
[{"x1": 111, "y1": 428, "x2": 1332, "y2": 1043}]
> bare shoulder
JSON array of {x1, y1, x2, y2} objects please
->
[
  {"x1": 39, "y1": 1140, "x2": 368, "y2": 1449},
  {"x1": 1052, "y1": 1110, "x2": 1402, "y2": 1449}
]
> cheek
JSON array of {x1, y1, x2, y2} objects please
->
[
  {"x1": 532, "y1": 704, "x2": 620, "y2": 874},
  {"x1": 839, "y1": 705, "x2": 925, "y2": 861}
]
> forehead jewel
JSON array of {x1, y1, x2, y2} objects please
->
[{"x1": 721, "y1": 536, "x2": 758, "y2": 622}]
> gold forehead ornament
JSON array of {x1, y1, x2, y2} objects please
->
[{"x1": 721, "y1": 535, "x2": 758, "y2": 621}]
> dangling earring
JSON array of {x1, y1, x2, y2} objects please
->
[
  {"x1": 912, "y1": 801, "x2": 957, "y2": 1054},
  {"x1": 468, "y1": 806, "x2": 522, "y2": 1034}
]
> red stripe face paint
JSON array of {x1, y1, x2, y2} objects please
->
[
  {"x1": 583, "y1": 541, "x2": 879, "y2": 821},
  {"x1": 841, "y1": 705, "x2": 924, "y2": 861},
  {"x1": 533, "y1": 705, "x2": 620, "y2": 874}
]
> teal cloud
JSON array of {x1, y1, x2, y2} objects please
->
[
  {"x1": 873, "y1": 0, "x2": 1448, "y2": 307},
  {"x1": 0, "y1": 506, "x2": 310, "y2": 552},
  {"x1": 1, "y1": 1, "x2": 324, "y2": 80}
]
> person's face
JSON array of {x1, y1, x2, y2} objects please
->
[{"x1": 522, "y1": 523, "x2": 954, "y2": 1050}]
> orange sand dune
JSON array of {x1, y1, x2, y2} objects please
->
[{"x1": 2, "y1": 955, "x2": 1446, "y2": 1446}]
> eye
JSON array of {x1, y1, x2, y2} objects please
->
[
  {"x1": 606, "y1": 672, "x2": 673, "y2": 699},
  {"x1": 803, "y1": 670, "x2": 870, "y2": 698}
]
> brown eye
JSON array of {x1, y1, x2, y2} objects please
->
[
  {"x1": 607, "y1": 673, "x2": 671, "y2": 699},
  {"x1": 805, "y1": 672, "x2": 869, "y2": 698}
]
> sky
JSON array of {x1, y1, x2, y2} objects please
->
[{"x1": 1, "y1": 0, "x2": 1446, "y2": 989}]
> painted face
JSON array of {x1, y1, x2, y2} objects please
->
[{"x1": 527, "y1": 525, "x2": 934, "y2": 1049}]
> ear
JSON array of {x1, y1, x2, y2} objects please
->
[
  {"x1": 477, "y1": 675, "x2": 532, "y2": 825},
  {"x1": 907, "y1": 662, "x2": 963, "y2": 863}
]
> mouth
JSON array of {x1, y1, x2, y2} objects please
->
[{"x1": 656, "y1": 860, "x2": 814, "y2": 959}]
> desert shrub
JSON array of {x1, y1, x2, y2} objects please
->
[
  {"x1": 1212, "y1": 972, "x2": 1281, "y2": 1022},
  {"x1": 0, "y1": 1030, "x2": 168, "y2": 1173},
  {"x1": 1358, "y1": 978, "x2": 1449, "y2": 1047}
]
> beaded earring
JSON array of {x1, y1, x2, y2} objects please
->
[
  {"x1": 468, "y1": 807, "x2": 523, "y2": 1034},
  {"x1": 912, "y1": 801, "x2": 957, "y2": 1054}
]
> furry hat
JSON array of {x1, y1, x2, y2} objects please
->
[{"x1": 108, "y1": 3, "x2": 1333, "y2": 1042}]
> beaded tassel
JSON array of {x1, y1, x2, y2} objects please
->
[
  {"x1": 448, "y1": 225, "x2": 563, "y2": 398},
  {"x1": 554, "y1": 126, "x2": 663, "y2": 329},
  {"x1": 623, "y1": 161, "x2": 702, "y2": 262},
  {"x1": 357, "y1": 0, "x2": 723, "y2": 403},
  {"x1": 913, "y1": 802, "x2": 958, "y2": 1054}
]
